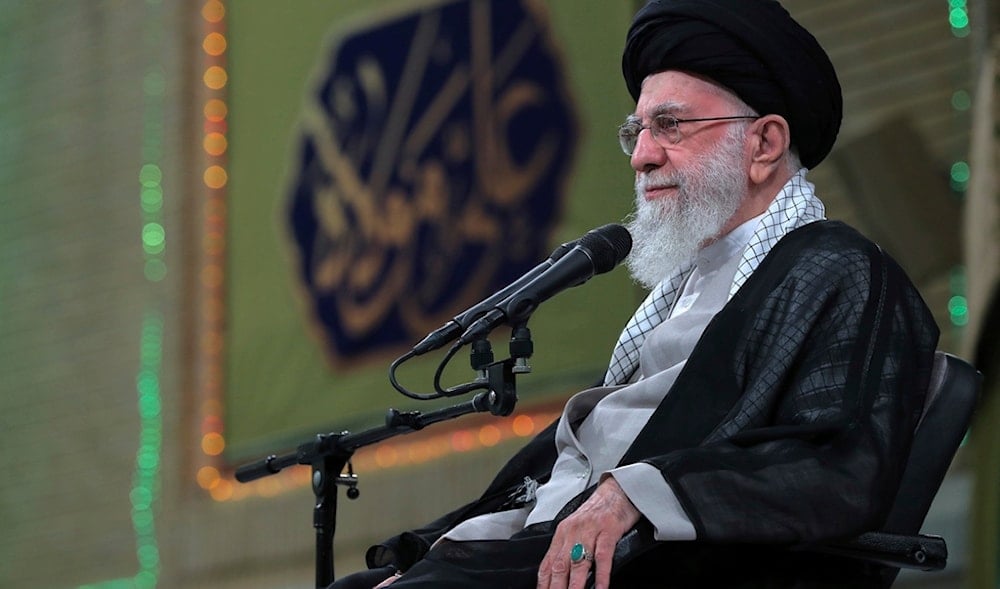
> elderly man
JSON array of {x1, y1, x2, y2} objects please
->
[{"x1": 331, "y1": 0, "x2": 939, "y2": 587}]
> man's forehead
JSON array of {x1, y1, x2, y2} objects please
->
[
  {"x1": 640, "y1": 70, "x2": 734, "y2": 99},
  {"x1": 633, "y1": 71, "x2": 732, "y2": 117}
]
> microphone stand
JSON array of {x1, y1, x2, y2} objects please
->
[{"x1": 234, "y1": 340, "x2": 526, "y2": 589}]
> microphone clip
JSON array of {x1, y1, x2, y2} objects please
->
[
  {"x1": 461, "y1": 326, "x2": 534, "y2": 416},
  {"x1": 476, "y1": 355, "x2": 519, "y2": 417}
]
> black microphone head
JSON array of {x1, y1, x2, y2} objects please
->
[{"x1": 579, "y1": 224, "x2": 632, "y2": 274}]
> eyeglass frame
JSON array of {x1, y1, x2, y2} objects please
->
[{"x1": 617, "y1": 113, "x2": 760, "y2": 155}]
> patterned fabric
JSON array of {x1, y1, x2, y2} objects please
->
[
  {"x1": 604, "y1": 170, "x2": 825, "y2": 385},
  {"x1": 620, "y1": 222, "x2": 939, "y2": 545}
]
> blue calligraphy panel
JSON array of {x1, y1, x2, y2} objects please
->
[{"x1": 287, "y1": 0, "x2": 578, "y2": 363}]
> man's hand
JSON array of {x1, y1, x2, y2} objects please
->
[
  {"x1": 536, "y1": 477, "x2": 641, "y2": 589},
  {"x1": 372, "y1": 571, "x2": 402, "y2": 588}
]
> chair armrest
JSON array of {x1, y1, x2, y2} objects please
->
[
  {"x1": 797, "y1": 531, "x2": 947, "y2": 571},
  {"x1": 583, "y1": 528, "x2": 946, "y2": 588}
]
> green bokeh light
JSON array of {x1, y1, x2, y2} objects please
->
[
  {"x1": 144, "y1": 259, "x2": 167, "y2": 282},
  {"x1": 951, "y1": 90, "x2": 971, "y2": 111},
  {"x1": 138, "y1": 448, "x2": 160, "y2": 470},
  {"x1": 948, "y1": 8, "x2": 969, "y2": 29},
  {"x1": 137, "y1": 543, "x2": 160, "y2": 569},
  {"x1": 134, "y1": 570, "x2": 158, "y2": 589},
  {"x1": 949, "y1": 266, "x2": 966, "y2": 294},
  {"x1": 948, "y1": 295, "x2": 968, "y2": 316},
  {"x1": 130, "y1": 487, "x2": 153, "y2": 510},
  {"x1": 950, "y1": 161, "x2": 971, "y2": 183},
  {"x1": 142, "y1": 222, "x2": 165, "y2": 247},
  {"x1": 140, "y1": 187, "x2": 163, "y2": 212},
  {"x1": 138, "y1": 164, "x2": 161, "y2": 188},
  {"x1": 143, "y1": 69, "x2": 166, "y2": 96}
]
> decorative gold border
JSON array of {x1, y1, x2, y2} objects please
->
[
  {"x1": 192, "y1": 0, "x2": 575, "y2": 503},
  {"x1": 194, "y1": 0, "x2": 235, "y2": 501}
]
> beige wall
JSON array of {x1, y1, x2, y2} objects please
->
[{"x1": 0, "y1": 2, "x2": 188, "y2": 587}]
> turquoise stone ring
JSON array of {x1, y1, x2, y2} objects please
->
[{"x1": 570, "y1": 542, "x2": 592, "y2": 564}]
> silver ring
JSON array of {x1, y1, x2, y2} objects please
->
[{"x1": 570, "y1": 542, "x2": 594, "y2": 564}]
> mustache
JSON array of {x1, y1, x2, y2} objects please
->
[{"x1": 636, "y1": 171, "x2": 684, "y2": 193}]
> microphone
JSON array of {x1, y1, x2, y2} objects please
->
[
  {"x1": 409, "y1": 236, "x2": 581, "y2": 355},
  {"x1": 459, "y1": 224, "x2": 632, "y2": 343}
]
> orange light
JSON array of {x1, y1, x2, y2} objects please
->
[
  {"x1": 209, "y1": 479, "x2": 234, "y2": 501},
  {"x1": 204, "y1": 199, "x2": 227, "y2": 221},
  {"x1": 451, "y1": 430, "x2": 476, "y2": 452},
  {"x1": 375, "y1": 445, "x2": 399, "y2": 468},
  {"x1": 512, "y1": 415, "x2": 535, "y2": 437},
  {"x1": 203, "y1": 32, "x2": 227, "y2": 56},
  {"x1": 203, "y1": 132, "x2": 228, "y2": 156},
  {"x1": 201, "y1": 414, "x2": 223, "y2": 434},
  {"x1": 201, "y1": 432, "x2": 226, "y2": 456},
  {"x1": 203, "y1": 119, "x2": 228, "y2": 135},
  {"x1": 353, "y1": 452, "x2": 376, "y2": 472},
  {"x1": 201, "y1": 398, "x2": 223, "y2": 417},
  {"x1": 204, "y1": 98, "x2": 228, "y2": 122},
  {"x1": 202, "y1": 0, "x2": 225, "y2": 23},
  {"x1": 204, "y1": 165, "x2": 228, "y2": 188},
  {"x1": 196, "y1": 466, "x2": 221, "y2": 489},
  {"x1": 478, "y1": 425, "x2": 502, "y2": 447},
  {"x1": 203, "y1": 230, "x2": 225, "y2": 256},
  {"x1": 201, "y1": 263, "x2": 223, "y2": 288},
  {"x1": 289, "y1": 466, "x2": 311, "y2": 485},
  {"x1": 203, "y1": 66, "x2": 228, "y2": 90},
  {"x1": 406, "y1": 441, "x2": 433, "y2": 464}
]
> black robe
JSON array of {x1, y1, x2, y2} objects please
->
[{"x1": 362, "y1": 221, "x2": 939, "y2": 587}]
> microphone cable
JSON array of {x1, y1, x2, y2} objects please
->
[{"x1": 388, "y1": 338, "x2": 488, "y2": 401}]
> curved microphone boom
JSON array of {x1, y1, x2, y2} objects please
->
[
  {"x1": 458, "y1": 224, "x2": 632, "y2": 344},
  {"x1": 409, "y1": 237, "x2": 580, "y2": 355}
]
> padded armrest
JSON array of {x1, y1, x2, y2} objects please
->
[
  {"x1": 795, "y1": 532, "x2": 947, "y2": 571},
  {"x1": 605, "y1": 526, "x2": 946, "y2": 579}
]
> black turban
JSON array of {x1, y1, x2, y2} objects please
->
[{"x1": 622, "y1": 0, "x2": 842, "y2": 169}]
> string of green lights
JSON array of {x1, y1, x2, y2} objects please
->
[
  {"x1": 946, "y1": 0, "x2": 971, "y2": 335},
  {"x1": 79, "y1": 0, "x2": 165, "y2": 587}
]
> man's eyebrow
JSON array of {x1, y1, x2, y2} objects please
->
[
  {"x1": 648, "y1": 101, "x2": 689, "y2": 117},
  {"x1": 629, "y1": 101, "x2": 690, "y2": 122}
]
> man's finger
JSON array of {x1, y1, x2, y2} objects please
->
[
  {"x1": 566, "y1": 543, "x2": 594, "y2": 589},
  {"x1": 373, "y1": 572, "x2": 401, "y2": 588},
  {"x1": 591, "y1": 533, "x2": 616, "y2": 589}
]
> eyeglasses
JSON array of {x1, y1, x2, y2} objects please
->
[{"x1": 617, "y1": 114, "x2": 759, "y2": 155}]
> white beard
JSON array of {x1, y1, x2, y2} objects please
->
[{"x1": 625, "y1": 132, "x2": 749, "y2": 290}]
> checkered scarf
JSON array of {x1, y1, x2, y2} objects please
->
[{"x1": 603, "y1": 170, "x2": 825, "y2": 385}]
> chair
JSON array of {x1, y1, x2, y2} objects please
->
[{"x1": 588, "y1": 351, "x2": 982, "y2": 587}]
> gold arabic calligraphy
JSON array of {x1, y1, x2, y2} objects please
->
[{"x1": 303, "y1": 2, "x2": 561, "y2": 339}]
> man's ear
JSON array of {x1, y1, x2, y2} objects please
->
[{"x1": 748, "y1": 115, "x2": 792, "y2": 185}]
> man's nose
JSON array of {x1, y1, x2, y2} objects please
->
[{"x1": 630, "y1": 128, "x2": 668, "y2": 172}]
